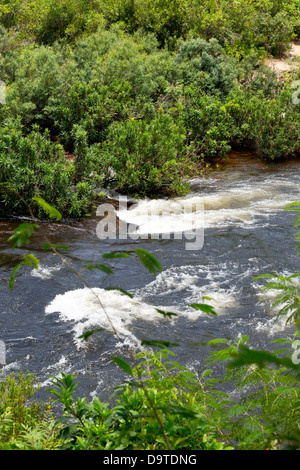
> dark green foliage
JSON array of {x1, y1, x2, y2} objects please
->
[
  {"x1": 207, "y1": 333, "x2": 300, "y2": 450},
  {"x1": 93, "y1": 112, "x2": 192, "y2": 195},
  {"x1": 174, "y1": 38, "x2": 238, "y2": 95},
  {"x1": 0, "y1": 121, "x2": 96, "y2": 217},
  {"x1": 7, "y1": 223, "x2": 39, "y2": 248}
]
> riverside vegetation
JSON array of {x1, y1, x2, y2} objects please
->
[
  {"x1": 0, "y1": 0, "x2": 300, "y2": 451},
  {"x1": 0, "y1": 0, "x2": 299, "y2": 216}
]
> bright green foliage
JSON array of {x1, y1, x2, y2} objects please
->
[
  {"x1": 32, "y1": 197, "x2": 62, "y2": 221},
  {"x1": 254, "y1": 202, "x2": 300, "y2": 326},
  {"x1": 207, "y1": 333, "x2": 300, "y2": 450},
  {"x1": 47, "y1": 352, "x2": 232, "y2": 450},
  {"x1": 134, "y1": 248, "x2": 162, "y2": 275},
  {"x1": 1, "y1": 0, "x2": 300, "y2": 452},
  {"x1": 286, "y1": 202, "x2": 300, "y2": 253},
  {"x1": 9, "y1": 254, "x2": 39, "y2": 290},
  {"x1": 7, "y1": 223, "x2": 39, "y2": 249},
  {"x1": 0, "y1": 371, "x2": 61, "y2": 450},
  {"x1": 1, "y1": 337, "x2": 300, "y2": 450},
  {"x1": 189, "y1": 303, "x2": 217, "y2": 316},
  {"x1": 42, "y1": 336, "x2": 300, "y2": 450}
]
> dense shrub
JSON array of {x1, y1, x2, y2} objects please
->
[
  {"x1": 255, "y1": 88, "x2": 300, "y2": 160},
  {"x1": 173, "y1": 38, "x2": 238, "y2": 95},
  {"x1": 0, "y1": 121, "x2": 96, "y2": 217},
  {"x1": 93, "y1": 112, "x2": 192, "y2": 196},
  {"x1": 0, "y1": 45, "x2": 67, "y2": 131},
  {"x1": 0, "y1": 0, "x2": 297, "y2": 55},
  {"x1": 0, "y1": 27, "x2": 171, "y2": 147}
]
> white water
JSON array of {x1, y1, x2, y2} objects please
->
[
  {"x1": 45, "y1": 287, "x2": 176, "y2": 349},
  {"x1": 116, "y1": 173, "x2": 300, "y2": 236}
]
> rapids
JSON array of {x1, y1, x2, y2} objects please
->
[{"x1": 1, "y1": 151, "x2": 300, "y2": 400}]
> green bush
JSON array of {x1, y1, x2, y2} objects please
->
[
  {"x1": 0, "y1": 121, "x2": 96, "y2": 217},
  {"x1": 0, "y1": 0, "x2": 298, "y2": 219},
  {"x1": 0, "y1": 370, "x2": 61, "y2": 450},
  {"x1": 173, "y1": 38, "x2": 238, "y2": 95},
  {"x1": 2, "y1": 27, "x2": 171, "y2": 148},
  {"x1": 223, "y1": 84, "x2": 300, "y2": 159},
  {"x1": 47, "y1": 352, "x2": 232, "y2": 450},
  {"x1": 255, "y1": 88, "x2": 300, "y2": 160},
  {"x1": 94, "y1": 112, "x2": 192, "y2": 196},
  {"x1": 177, "y1": 91, "x2": 232, "y2": 159}
]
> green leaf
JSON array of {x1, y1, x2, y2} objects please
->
[
  {"x1": 84, "y1": 263, "x2": 113, "y2": 274},
  {"x1": 105, "y1": 287, "x2": 134, "y2": 298},
  {"x1": 156, "y1": 308, "x2": 178, "y2": 318},
  {"x1": 102, "y1": 253, "x2": 130, "y2": 259},
  {"x1": 43, "y1": 243, "x2": 69, "y2": 251},
  {"x1": 8, "y1": 223, "x2": 39, "y2": 249},
  {"x1": 164, "y1": 404, "x2": 196, "y2": 418},
  {"x1": 9, "y1": 254, "x2": 40, "y2": 290},
  {"x1": 201, "y1": 369, "x2": 213, "y2": 378},
  {"x1": 32, "y1": 197, "x2": 62, "y2": 221},
  {"x1": 253, "y1": 273, "x2": 276, "y2": 280},
  {"x1": 111, "y1": 356, "x2": 133, "y2": 376},
  {"x1": 227, "y1": 345, "x2": 299, "y2": 370},
  {"x1": 229, "y1": 404, "x2": 249, "y2": 417},
  {"x1": 207, "y1": 338, "x2": 229, "y2": 346},
  {"x1": 23, "y1": 254, "x2": 40, "y2": 269},
  {"x1": 78, "y1": 329, "x2": 105, "y2": 340},
  {"x1": 9, "y1": 262, "x2": 24, "y2": 290},
  {"x1": 134, "y1": 249, "x2": 162, "y2": 275},
  {"x1": 284, "y1": 202, "x2": 300, "y2": 212},
  {"x1": 189, "y1": 303, "x2": 217, "y2": 316},
  {"x1": 141, "y1": 340, "x2": 179, "y2": 348}
]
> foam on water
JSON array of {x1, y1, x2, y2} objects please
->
[
  {"x1": 45, "y1": 264, "x2": 240, "y2": 348},
  {"x1": 116, "y1": 174, "x2": 300, "y2": 236},
  {"x1": 31, "y1": 263, "x2": 63, "y2": 280},
  {"x1": 45, "y1": 287, "x2": 179, "y2": 349},
  {"x1": 134, "y1": 264, "x2": 240, "y2": 319}
]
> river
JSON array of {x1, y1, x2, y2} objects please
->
[{"x1": 0, "y1": 151, "x2": 300, "y2": 401}]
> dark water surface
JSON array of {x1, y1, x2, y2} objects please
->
[{"x1": 1, "y1": 151, "x2": 300, "y2": 401}]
